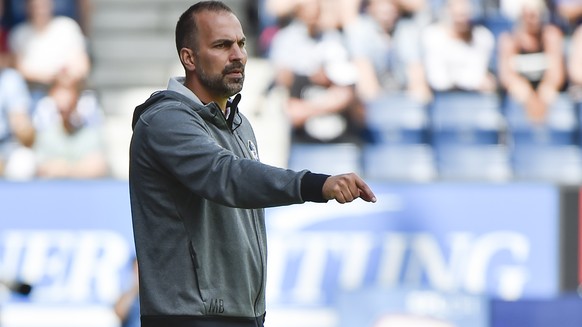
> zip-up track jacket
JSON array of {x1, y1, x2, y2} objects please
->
[{"x1": 129, "y1": 89, "x2": 328, "y2": 326}]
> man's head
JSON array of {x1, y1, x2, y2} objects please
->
[
  {"x1": 175, "y1": 1, "x2": 247, "y2": 106},
  {"x1": 27, "y1": 0, "x2": 54, "y2": 27},
  {"x1": 367, "y1": 0, "x2": 399, "y2": 33},
  {"x1": 50, "y1": 82, "x2": 80, "y2": 121},
  {"x1": 446, "y1": 0, "x2": 473, "y2": 36},
  {"x1": 295, "y1": 0, "x2": 321, "y2": 33}
]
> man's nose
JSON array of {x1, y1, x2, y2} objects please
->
[{"x1": 230, "y1": 44, "x2": 246, "y2": 61}]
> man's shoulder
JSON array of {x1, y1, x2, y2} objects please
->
[
  {"x1": 472, "y1": 25, "x2": 495, "y2": 47},
  {"x1": 132, "y1": 90, "x2": 203, "y2": 130},
  {"x1": 50, "y1": 16, "x2": 83, "y2": 32}
]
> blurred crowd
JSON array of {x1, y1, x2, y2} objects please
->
[
  {"x1": 259, "y1": 0, "x2": 582, "y2": 182},
  {"x1": 261, "y1": 0, "x2": 579, "y2": 131},
  {"x1": 0, "y1": 0, "x2": 106, "y2": 180},
  {"x1": 4, "y1": 0, "x2": 582, "y2": 181}
]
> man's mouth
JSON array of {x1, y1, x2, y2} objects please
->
[
  {"x1": 224, "y1": 63, "x2": 245, "y2": 77},
  {"x1": 226, "y1": 71, "x2": 244, "y2": 79}
]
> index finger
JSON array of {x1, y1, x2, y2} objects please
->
[{"x1": 355, "y1": 177, "x2": 376, "y2": 203}]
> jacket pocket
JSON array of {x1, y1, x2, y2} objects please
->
[{"x1": 188, "y1": 241, "x2": 207, "y2": 302}]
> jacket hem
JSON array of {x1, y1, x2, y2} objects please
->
[{"x1": 141, "y1": 314, "x2": 265, "y2": 327}]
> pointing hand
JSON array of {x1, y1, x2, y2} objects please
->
[{"x1": 322, "y1": 173, "x2": 377, "y2": 204}]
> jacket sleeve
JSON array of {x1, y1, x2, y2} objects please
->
[{"x1": 141, "y1": 105, "x2": 327, "y2": 208}]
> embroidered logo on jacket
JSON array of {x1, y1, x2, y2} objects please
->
[
  {"x1": 248, "y1": 140, "x2": 259, "y2": 161},
  {"x1": 208, "y1": 298, "x2": 225, "y2": 314}
]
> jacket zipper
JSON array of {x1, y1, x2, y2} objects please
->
[{"x1": 223, "y1": 110, "x2": 265, "y2": 317}]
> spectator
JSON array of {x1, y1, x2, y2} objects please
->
[
  {"x1": 0, "y1": 68, "x2": 35, "y2": 180},
  {"x1": 343, "y1": 0, "x2": 431, "y2": 102},
  {"x1": 8, "y1": 0, "x2": 90, "y2": 104},
  {"x1": 33, "y1": 78, "x2": 107, "y2": 179},
  {"x1": 269, "y1": 0, "x2": 362, "y2": 144},
  {"x1": 498, "y1": 0, "x2": 565, "y2": 124},
  {"x1": 422, "y1": 0, "x2": 497, "y2": 93}
]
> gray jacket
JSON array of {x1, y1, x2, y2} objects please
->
[{"x1": 129, "y1": 78, "x2": 328, "y2": 325}]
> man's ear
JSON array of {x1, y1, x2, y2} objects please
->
[{"x1": 179, "y1": 48, "x2": 196, "y2": 72}]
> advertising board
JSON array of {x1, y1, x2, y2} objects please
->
[{"x1": 0, "y1": 181, "x2": 561, "y2": 327}]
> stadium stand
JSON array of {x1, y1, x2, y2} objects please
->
[
  {"x1": 429, "y1": 91, "x2": 505, "y2": 150},
  {"x1": 287, "y1": 142, "x2": 363, "y2": 176},
  {"x1": 362, "y1": 144, "x2": 437, "y2": 182},
  {"x1": 364, "y1": 92, "x2": 428, "y2": 145},
  {"x1": 504, "y1": 92, "x2": 578, "y2": 147}
]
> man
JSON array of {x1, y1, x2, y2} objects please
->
[
  {"x1": 129, "y1": 2, "x2": 376, "y2": 327},
  {"x1": 33, "y1": 79, "x2": 108, "y2": 179}
]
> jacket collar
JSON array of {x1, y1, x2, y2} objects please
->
[
  {"x1": 167, "y1": 77, "x2": 204, "y2": 106},
  {"x1": 173, "y1": 77, "x2": 242, "y2": 130}
]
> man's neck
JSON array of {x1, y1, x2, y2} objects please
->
[{"x1": 184, "y1": 80, "x2": 228, "y2": 113}]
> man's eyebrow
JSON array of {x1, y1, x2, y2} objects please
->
[{"x1": 212, "y1": 37, "x2": 246, "y2": 45}]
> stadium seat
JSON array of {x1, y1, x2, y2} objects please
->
[
  {"x1": 481, "y1": 13, "x2": 514, "y2": 74},
  {"x1": 364, "y1": 93, "x2": 428, "y2": 145},
  {"x1": 429, "y1": 92, "x2": 505, "y2": 151},
  {"x1": 362, "y1": 144, "x2": 436, "y2": 182},
  {"x1": 436, "y1": 144, "x2": 512, "y2": 182},
  {"x1": 504, "y1": 93, "x2": 578, "y2": 147},
  {"x1": 482, "y1": 14, "x2": 514, "y2": 39},
  {"x1": 287, "y1": 143, "x2": 362, "y2": 176},
  {"x1": 512, "y1": 145, "x2": 582, "y2": 184}
]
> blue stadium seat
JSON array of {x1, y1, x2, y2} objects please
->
[
  {"x1": 505, "y1": 93, "x2": 578, "y2": 147},
  {"x1": 482, "y1": 13, "x2": 514, "y2": 39},
  {"x1": 437, "y1": 144, "x2": 512, "y2": 182},
  {"x1": 287, "y1": 143, "x2": 362, "y2": 176},
  {"x1": 362, "y1": 144, "x2": 436, "y2": 182},
  {"x1": 364, "y1": 93, "x2": 428, "y2": 145},
  {"x1": 481, "y1": 14, "x2": 514, "y2": 74},
  {"x1": 512, "y1": 145, "x2": 582, "y2": 184},
  {"x1": 430, "y1": 92, "x2": 505, "y2": 151}
]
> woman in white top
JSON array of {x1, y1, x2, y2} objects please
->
[{"x1": 497, "y1": 0, "x2": 565, "y2": 124}]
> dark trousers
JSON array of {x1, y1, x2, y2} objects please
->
[{"x1": 141, "y1": 314, "x2": 265, "y2": 327}]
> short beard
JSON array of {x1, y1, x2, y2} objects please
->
[{"x1": 196, "y1": 60, "x2": 245, "y2": 98}]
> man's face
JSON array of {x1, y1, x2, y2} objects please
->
[
  {"x1": 369, "y1": 0, "x2": 399, "y2": 32},
  {"x1": 28, "y1": 0, "x2": 54, "y2": 23},
  {"x1": 449, "y1": 0, "x2": 472, "y2": 34},
  {"x1": 52, "y1": 86, "x2": 78, "y2": 119},
  {"x1": 192, "y1": 11, "x2": 247, "y2": 99}
]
